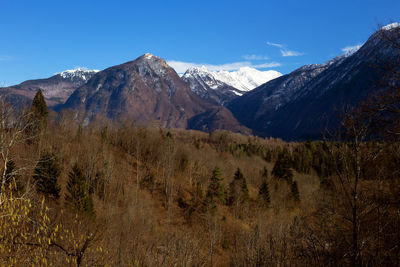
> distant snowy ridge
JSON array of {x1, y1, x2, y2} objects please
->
[
  {"x1": 183, "y1": 66, "x2": 282, "y2": 92},
  {"x1": 184, "y1": 66, "x2": 227, "y2": 90},
  {"x1": 59, "y1": 68, "x2": 100, "y2": 81},
  {"x1": 212, "y1": 67, "x2": 282, "y2": 92}
]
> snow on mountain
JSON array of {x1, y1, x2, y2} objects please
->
[
  {"x1": 181, "y1": 66, "x2": 282, "y2": 105},
  {"x1": 382, "y1": 22, "x2": 400, "y2": 31},
  {"x1": 0, "y1": 67, "x2": 101, "y2": 107},
  {"x1": 212, "y1": 67, "x2": 282, "y2": 92},
  {"x1": 182, "y1": 66, "x2": 242, "y2": 105},
  {"x1": 183, "y1": 66, "x2": 282, "y2": 93},
  {"x1": 59, "y1": 68, "x2": 100, "y2": 81},
  {"x1": 184, "y1": 66, "x2": 227, "y2": 91}
]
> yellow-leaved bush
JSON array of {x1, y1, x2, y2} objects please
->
[{"x1": 0, "y1": 183, "x2": 109, "y2": 266}]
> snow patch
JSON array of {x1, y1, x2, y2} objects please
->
[
  {"x1": 183, "y1": 66, "x2": 282, "y2": 92},
  {"x1": 341, "y1": 44, "x2": 362, "y2": 57},
  {"x1": 212, "y1": 67, "x2": 282, "y2": 91},
  {"x1": 382, "y1": 22, "x2": 400, "y2": 31},
  {"x1": 144, "y1": 53, "x2": 154, "y2": 59},
  {"x1": 59, "y1": 68, "x2": 99, "y2": 81}
]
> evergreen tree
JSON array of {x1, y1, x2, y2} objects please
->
[
  {"x1": 65, "y1": 163, "x2": 95, "y2": 216},
  {"x1": 272, "y1": 152, "x2": 294, "y2": 183},
  {"x1": 31, "y1": 89, "x2": 48, "y2": 131},
  {"x1": 33, "y1": 152, "x2": 61, "y2": 198},
  {"x1": 259, "y1": 180, "x2": 271, "y2": 206},
  {"x1": 228, "y1": 168, "x2": 249, "y2": 205},
  {"x1": 240, "y1": 176, "x2": 249, "y2": 203},
  {"x1": 205, "y1": 166, "x2": 226, "y2": 213},
  {"x1": 291, "y1": 181, "x2": 300, "y2": 203}
]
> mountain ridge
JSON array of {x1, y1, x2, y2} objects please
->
[
  {"x1": 0, "y1": 68, "x2": 98, "y2": 107},
  {"x1": 61, "y1": 53, "x2": 250, "y2": 134},
  {"x1": 182, "y1": 66, "x2": 281, "y2": 105},
  {"x1": 228, "y1": 26, "x2": 400, "y2": 140}
]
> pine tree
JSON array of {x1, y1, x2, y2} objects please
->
[
  {"x1": 291, "y1": 181, "x2": 300, "y2": 203},
  {"x1": 31, "y1": 89, "x2": 48, "y2": 131},
  {"x1": 33, "y1": 152, "x2": 61, "y2": 198},
  {"x1": 259, "y1": 180, "x2": 271, "y2": 206},
  {"x1": 272, "y1": 152, "x2": 294, "y2": 183},
  {"x1": 205, "y1": 166, "x2": 226, "y2": 213},
  {"x1": 65, "y1": 164, "x2": 95, "y2": 216},
  {"x1": 228, "y1": 168, "x2": 249, "y2": 205},
  {"x1": 240, "y1": 176, "x2": 249, "y2": 203}
]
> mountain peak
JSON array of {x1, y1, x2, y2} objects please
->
[
  {"x1": 143, "y1": 53, "x2": 155, "y2": 59},
  {"x1": 382, "y1": 22, "x2": 400, "y2": 31},
  {"x1": 184, "y1": 66, "x2": 210, "y2": 75},
  {"x1": 135, "y1": 53, "x2": 171, "y2": 70},
  {"x1": 138, "y1": 53, "x2": 162, "y2": 61}
]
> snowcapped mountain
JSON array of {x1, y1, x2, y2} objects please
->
[
  {"x1": 182, "y1": 66, "x2": 281, "y2": 105},
  {"x1": 59, "y1": 68, "x2": 99, "y2": 82},
  {"x1": 213, "y1": 67, "x2": 281, "y2": 92},
  {"x1": 61, "y1": 53, "x2": 249, "y2": 134},
  {"x1": 181, "y1": 67, "x2": 243, "y2": 105},
  {"x1": 0, "y1": 68, "x2": 99, "y2": 107}
]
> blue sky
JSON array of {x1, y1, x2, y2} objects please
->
[{"x1": 0, "y1": 0, "x2": 399, "y2": 85}]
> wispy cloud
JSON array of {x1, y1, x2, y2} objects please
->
[
  {"x1": 167, "y1": 60, "x2": 281, "y2": 73},
  {"x1": 267, "y1": 41, "x2": 304, "y2": 57},
  {"x1": 242, "y1": 54, "x2": 269, "y2": 60},
  {"x1": 341, "y1": 44, "x2": 362, "y2": 55},
  {"x1": 266, "y1": 41, "x2": 284, "y2": 48},
  {"x1": 280, "y1": 49, "x2": 304, "y2": 57}
]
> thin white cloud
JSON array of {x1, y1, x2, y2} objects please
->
[
  {"x1": 167, "y1": 60, "x2": 281, "y2": 73},
  {"x1": 267, "y1": 41, "x2": 304, "y2": 57},
  {"x1": 280, "y1": 49, "x2": 304, "y2": 57},
  {"x1": 341, "y1": 44, "x2": 362, "y2": 55},
  {"x1": 242, "y1": 54, "x2": 269, "y2": 60},
  {"x1": 266, "y1": 41, "x2": 285, "y2": 48}
]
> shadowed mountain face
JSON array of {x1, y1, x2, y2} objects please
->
[
  {"x1": 228, "y1": 27, "x2": 400, "y2": 140},
  {"x1": 0, "y1": 69, "x2": 98, "y2": 107},
  {"x1": 61, "y1": 54, "x2": 250, "y2": 134},
  {"x1": 181, "y1": 66, "x2": 282, "y2": 106},
  {"x1": 181, "y1": 67, "x2": 241, "y2": 106}
]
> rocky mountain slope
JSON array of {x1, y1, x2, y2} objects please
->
[
  {"x1": 61, "y1": 54, "x2": 249, "y2": 133},
  {"x1": 228, "y1": 24, "x2": 400, "y2": 140},
  {"x1": 0, "y1": 68, "x2": 98, "y2": 107}
]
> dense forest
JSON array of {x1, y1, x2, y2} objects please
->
[{"x1": 0, "y1": 76, "x2": 399, "y2": 266}]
